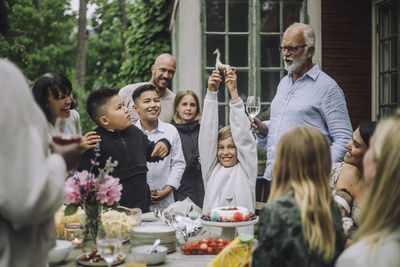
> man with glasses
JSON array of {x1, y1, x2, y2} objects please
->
[{"x1": 251, "y1": 23, "x2": 352, "y2": 181}]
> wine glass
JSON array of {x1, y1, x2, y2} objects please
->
[
  {"x1": 97, "y1": 228, "x2": 122, "y2": 267},
  {"x1": 245, "y1": 96, "x2": 261, "y2": 119},
  {"x1": 52, "y1": 117, "x2": 82, "y2": 145}
]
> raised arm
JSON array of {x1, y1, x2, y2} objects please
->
[
  {"x1": 199, "y1": 70, "x2": 222, "y2": 183},
  {"x1": 225, "y1": 68, "x2": 257, "y2": 187}
]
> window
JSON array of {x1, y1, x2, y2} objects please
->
[
  {"x1": 202, "y1": 0, "x2": 306, "y2": 127},
  {"x1": 377, "y1": 0, "x2": 400, "y2": 118}
]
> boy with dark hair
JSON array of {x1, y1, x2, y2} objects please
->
[
  {"x1": 132, "y1": 84, "x2": 185, "y2": 210},
  {"x1": 78, "y1": 87, "x2": 171, "y2": 212}
]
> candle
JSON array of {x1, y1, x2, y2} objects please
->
[
  {"x1": 71, "y1": 236, "x2": 83, "y2": 245},
  {"x1": 64, "y1": 223, "x2": 83, "y2": 247}
]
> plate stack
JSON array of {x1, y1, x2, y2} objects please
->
[{"x1": 131, "y1": 225, "x2": 176, "y2": 253}]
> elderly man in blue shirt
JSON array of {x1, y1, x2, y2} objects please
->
[{"x1": 252, "y1": 22, "x2": 353, "y2": 181}]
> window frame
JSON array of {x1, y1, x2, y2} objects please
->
[
  {"x1": 375, "y1": 0, "x2": 400, "y2": 119},
  {"x1": 201, "y1": 0, "x2": 308, "y2": 124}
]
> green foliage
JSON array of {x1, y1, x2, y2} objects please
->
[
  {"x1": 64, "y1": 203, "x2": 79, "y2": 216},
  {"x1": 0, "y1": 35, "x2": 31, "y2": 69},
  {"x1": 3, "y1": 0, "x2": 75, "y2": 80},
  {"x1": 118, "y1": 0, "x2": 172, "y2": 88},
  {"x1": 85, "y1": 0, "x2": 131, "y2": 91},
  {"x1": 69, "y1": 74, "x2": 97, "y2": 134}
]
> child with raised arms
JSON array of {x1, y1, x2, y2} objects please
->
[{"x1": 200, "y1": 68, "x2": 257, "y2": 216}]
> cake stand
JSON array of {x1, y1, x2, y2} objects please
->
[{"x1": 201, "y1": 217, "x2": 259, "y2": 240}]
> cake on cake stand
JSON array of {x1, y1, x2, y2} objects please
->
[{"x1": 201, "y1": 196, "x2": 259, "y2": 240}]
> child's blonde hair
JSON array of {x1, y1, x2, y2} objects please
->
[{"x1": 218, "y1": 125, "x2": 232, "y2": 141}]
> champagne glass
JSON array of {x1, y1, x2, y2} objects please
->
[
  {"x1": 245, "y1": 96, "x2": 261, "y2": 119},
  {"x1": 52, "y1": 117, "x2": 82, "y2": 145},
  {"x1": 97, "y1": 228, "x2": 122, "y2": 267}
]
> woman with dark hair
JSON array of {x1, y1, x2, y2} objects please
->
[
  {"x1": 32, "y1": 73, "x2": 100, "y2": 151},
  {"x1": 336, "y1": 111, "x2": 400, "y2": 267},
  {"x1": 171, "y1": 90, "x2": 204, "y2": 207},
  {"x1": 330, "y1": 121, "x2": 377, "y2": 239}
]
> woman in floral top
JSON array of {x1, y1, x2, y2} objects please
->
[{"x1": 252, "y1": 126, "x2": 346, "y2": 267}]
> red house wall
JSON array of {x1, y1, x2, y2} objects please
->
[{"x1": 321, "y1": 0, "x2": 372, "y2": 129}]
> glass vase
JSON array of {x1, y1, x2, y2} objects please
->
[{"x1": 82, "y1": 203, "x2": 102, "y2": 252}]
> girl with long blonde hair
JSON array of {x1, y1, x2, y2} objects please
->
[
  {"x1": 252, "y1": 126, "x2": 346, "y2": 266},
  {"x1": 336, "y1": 111, "x2": 400, "y2": 267}
]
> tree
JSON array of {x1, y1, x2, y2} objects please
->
[
  {"x1": 33, "y1": 0, "x2": 41, "y2": 13},
  {"x1": 1, "y1": 0, "x2": 75, "y2": 80},
  {"x1": 85, "y1": 0, "x2": 131, "y2": 90},
  {"x1": 76, "y1": 0, "x2": 88, "y2": 90},
  {"x1": 118, "y1": 0, "x2": 128, "y2": 61},
  {"x1": 118, "y1": 0, "x2": 172, "y2": 88}
]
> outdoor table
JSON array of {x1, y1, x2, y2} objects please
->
[{"x1": 56, "y1": 241, "x2": 215, "y2": 267}]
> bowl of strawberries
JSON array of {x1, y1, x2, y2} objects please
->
[{"x1": 180, "y1": 237, "x2": 231, "y2": 255}]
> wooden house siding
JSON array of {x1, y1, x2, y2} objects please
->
[{"x1": 321, "y1": 0, "x2": 372, "y2": 129}]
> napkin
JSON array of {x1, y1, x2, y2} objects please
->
[{"x1": 165, "y1": 197, "x2": 202, "y2": 217}]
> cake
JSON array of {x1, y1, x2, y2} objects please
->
[{"x1": 201, "y1": 206, "x2": 255, "y2": 222}]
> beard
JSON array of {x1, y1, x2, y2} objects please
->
[
  {"x1": 283, "y1": 49, "x2": 308, "y2": 73},
  {"x1": 152, "y1": 74, "x2": 171, "y2": 90}
]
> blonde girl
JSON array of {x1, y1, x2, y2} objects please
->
[{"x1": 252, "y1": 126, "x2": 346, "y2": 266}]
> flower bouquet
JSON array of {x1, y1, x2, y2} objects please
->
[{"x1": 64, "y1": 146, "x2": 122, "y2": 251}]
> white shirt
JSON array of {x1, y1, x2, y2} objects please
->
[
  {"x1": 199, "y1": 90, "x2": 257, "y2": 214},
  {"x1": 47, "y1": 109, "x2": 82, "y2": 144},
  {"x1": 135, "y1": 119, "x2": 185, "y2": 210},
  {"x1": 335, "y1": 229, "x2": 400, "y2": 267}
]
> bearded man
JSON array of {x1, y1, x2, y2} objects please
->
[
  {"x1": 119, "y1": 53, "x2": 176, "y2": 123},
  {"x1": 251, "y1": 23, "x2": 353, "y2": 181}
]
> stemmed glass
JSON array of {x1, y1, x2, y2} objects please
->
[
  {"x1": 245, "y1": 96, "x2": 261, "y2": 119},
  {"x1": 246, "y1": 96, "x2": 261, "y2": 133},
  {"x1": 97, "y1": 227, "x2": 122, "y2": 267},
  {"x1": 52, "y1": 117, "x2": 82, "y2": 145}
]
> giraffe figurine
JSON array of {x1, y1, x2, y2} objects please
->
[{"x1": 213, "y1": 48, "x2": 230, "y2": 71}]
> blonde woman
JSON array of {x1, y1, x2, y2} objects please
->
[
  {"x1": 171, "y1": 90, "x2": 204, "y2": 207},
  {"x1": 335, "y1": 112, "x2": 400, "y2": 267},
  {"x1": 252, "y1": 126, "x2": 346, "y2": 267}
]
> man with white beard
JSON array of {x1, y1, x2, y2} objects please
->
[{"x1": 251, "y1": 23, "x2": 352, "y2": 181}]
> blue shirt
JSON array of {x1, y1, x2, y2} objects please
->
[{"x1": 257, "y1": 63, "x2": 352, "y2": 180}]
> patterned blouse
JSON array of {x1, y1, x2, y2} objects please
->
[
  {"x1": 252, "y1": 193, "x2": 346, "y2": 267},
  {"x1": 331, "y1": 162, "x2": 361, "y2": 237}
]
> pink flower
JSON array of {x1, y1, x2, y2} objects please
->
[
  {"x1": 96, "y1": 175, "x2": 122, "y2": 206},
  {"x1": 65, "y1": 177, "x2": 81, "y2": 204}
]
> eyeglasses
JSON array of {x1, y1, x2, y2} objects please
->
[{"x1": 278, "y1": 44, "x2": 307, "y2": 53}]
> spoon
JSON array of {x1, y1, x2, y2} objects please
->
[{"x1": 147, "y1": 238, "x2": 161, "y2": 254}]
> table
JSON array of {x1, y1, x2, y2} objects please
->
[{"x1": 57, "y1": 242, "x2": 215, "y2": 267}]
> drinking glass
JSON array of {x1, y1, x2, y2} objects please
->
[
  {"x1": 52, "y1": 117, "x2": 82, "y2": 145},
  {"x1": 245, "y1": 96, "x2": 261, "y2": 119},
  {"x1": 97, "y1": 228, "x2": 122, "y2": 267}
]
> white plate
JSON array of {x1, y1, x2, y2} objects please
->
[
  {"x1": 131, "y1": 225, "x2": 175, "y2": 234},
  {"x1": 141, "y1": 212, "x2": 158, "y2": 222},
  {"x1": 76, "y1": 252, "x2": 125, "y2": 266}
]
